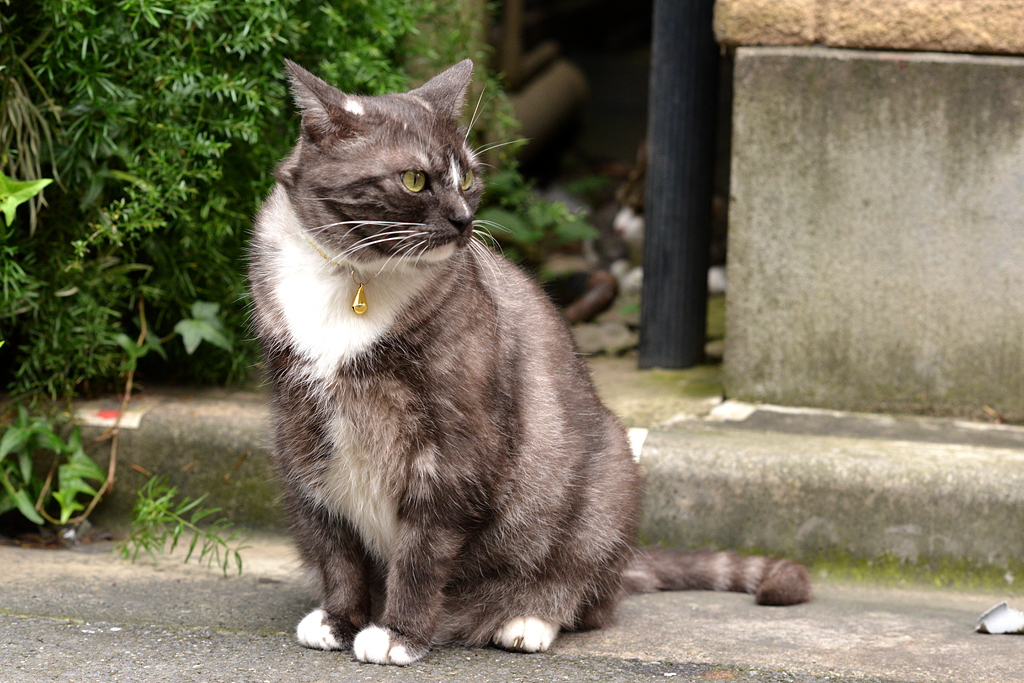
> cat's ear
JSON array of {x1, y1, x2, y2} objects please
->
[
  {"x1": 409, "y1": 59, "x2": 474, "y2": 120},
  {"x1": 284, "y1": 59, "x2": 364, "y2": 145}
]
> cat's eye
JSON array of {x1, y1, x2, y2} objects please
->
[
  {"x1": 461, "y1": 170, "x2": 474, "y2": 191},
  {"x1": 402, "y1": 170, "x2": 426, "y2": 193}
]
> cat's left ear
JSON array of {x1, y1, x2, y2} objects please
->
[
  {"x1": 284, "y1": 59, "x2": 364, "y2": 146},
  {"x1": 409, "y1": 60, "x2": 474, "y2": 120}
]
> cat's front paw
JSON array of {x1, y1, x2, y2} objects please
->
[
  {"x1": 353, "y1": 624, "x2": 427, "y2": 666},
  {"x1": 296, "y1": 608, "x2": 358, "y2": 650},
  {"x1": 492, "y1": 616, "x2": 560, "y2": 653}
]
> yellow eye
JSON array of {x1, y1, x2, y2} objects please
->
[
  {"x1": 461, "y1": 169, "x2": 474, "y2": 191},
  {"x1": 402, "y1": 170, "x2": 426, "y2": 192}
]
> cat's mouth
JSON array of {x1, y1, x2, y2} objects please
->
[
  {"x1": 416, "y1": 241, "x2": 457, "y2": 263},
  {"x1": 407, "y1": 226, "x2": 471, "y2": 263},
  {"x1": 349, "y1": 229, "x2": 463, "y2": 268}
]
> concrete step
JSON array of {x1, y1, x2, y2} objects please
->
[
  {"x1": 75, "y1": 357, "x2": 1024, "y2": 583},
  {"x1": 640, "y1": 403, "x2": 1024, "y2": 578}
]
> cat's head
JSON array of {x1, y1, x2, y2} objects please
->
[{"x1": 277, "y1": 60, "x2": 483, "y2": 269}]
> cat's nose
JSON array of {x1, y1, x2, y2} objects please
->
[{"x1": 449, "y1": 212, "x2": 472, "y2": 233}]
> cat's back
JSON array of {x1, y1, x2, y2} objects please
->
[{"x1": 465, "y1": 242, "x2": 637, "y2": 490}]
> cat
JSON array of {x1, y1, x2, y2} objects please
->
[{"x1": 248, "y1": 58, "x2": 811, "y2": 667}]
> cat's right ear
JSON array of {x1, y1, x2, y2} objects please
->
[{"x1": 284, "y1": 59, "x2": 363, "y2": 146}]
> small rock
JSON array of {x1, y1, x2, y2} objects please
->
[{"x1": 573, "y1": 321, "x2": 639, "y2": 356}]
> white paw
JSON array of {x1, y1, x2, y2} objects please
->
[
  {"x1": 296, "y1": 608, "x2": 342, "y2": 650},
  {"x1": 353, "y1": 625, "x2": 414, "y2": 666},
  {"x1": 492, "y1": 616, "x2": 560, "y2": 652}
]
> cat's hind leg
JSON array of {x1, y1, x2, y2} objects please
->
[{"x1": 492, "y1": 616, "x2": 560, "y2": 653}]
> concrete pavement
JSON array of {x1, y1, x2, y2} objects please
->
[{"x1": 3, "y1": 534, "x2": 1022, "y2": 682}]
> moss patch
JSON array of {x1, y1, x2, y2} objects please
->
[
  {"x1": 590, "y1": 355, "x2": 724, "y2": 426},
  {"x1": 706, "y1": 293, "x2": 726, "y2": 342},
  {"x1": 808, "y1": 550, "x2": 1024, "y2": 595}
]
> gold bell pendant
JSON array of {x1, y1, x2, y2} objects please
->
[{"x1": 352, "y1": 282, "x2": 368, "y2": 315}]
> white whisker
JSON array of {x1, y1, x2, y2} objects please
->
[
  {"x1": 465, "y1": 86, "x2": 488, "y2": 142},
  {"x1": 372, "y1": 234, "x2": 424, "y2": 276},
  {"x1": 337, "y1": 232, "x2": 423, "y2": 261},
  {"x1": 469, "y1": 238, "x2": 506, "y2": 286},
  {"x1": 331, "y1": 236, "x2": 416, "y2": 258},
  {"x1": 473, "y1": 219, "x2": 512, "y2": 234},
  {"x1": 474, "y1": 138, "x2": 527, "y2": 156}
]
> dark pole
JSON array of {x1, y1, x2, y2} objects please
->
[{"x1": 639, "y1": 0, "x2": 720, "y2": 369}]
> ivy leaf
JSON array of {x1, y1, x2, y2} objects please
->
[
  {"x1": 18, "y1": 451, "x2": 33, "y2": 485},
  {"x1": 59, "y1": 446, "x2": 106, "y2": 492},
  {"x1": 173, "y1": 301, "x2": 233, "y2": 355},
  {"x1": 190, "y1": 300, "x2": 221, "y2": 320},
  {"x1": 0, "y1": 174, "x2": 52, "y2": 227},
  {"x1": 51, "y1": 490, "x2": 85, "y2": 524},
  {"x1": 54, "y1": 446, "x2": 107, "y2": 524},
  {"x1": 0, "y1": 468, "x2": 44, "y2": 525},
  {"x1": 0, "y1": 425, "x2": 30, "y2": 462}
]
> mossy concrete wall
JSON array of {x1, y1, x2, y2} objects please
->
[
  {"x1": 724, "y1": 47, "x2": 1024, "y2": 419},
  {"x1": 84, "y1": 391, "x2": 284, "y2": 533},
  {"x1": 639, "y1": 421, "x2": 1024, "y2": 571}
]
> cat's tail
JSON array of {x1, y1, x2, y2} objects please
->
[{"x1": 623, "y1": 547, "x2": 812, "y2": 606}]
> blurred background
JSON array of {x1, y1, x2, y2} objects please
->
[{"x1": 3, "y1": 0, "x2": 1024, "y2": 538}]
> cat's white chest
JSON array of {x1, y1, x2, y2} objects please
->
[
  {"x1": 261, "y1": 187, "x2": 425, "y2": 378},
  {"x1": 312, "y1": 414, "x2": 399, "y2": 560},
  {"x1": 273, "y1": 245, "x2": 396, "y2": 376}
]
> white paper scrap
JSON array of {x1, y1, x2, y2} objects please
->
[
  {"x1": 976, "y1": 602, "x2": 1024, "y2": 634},
  {"x1": 74, "y1": 397, "x2": 161, "y2": 429},
  {"x1": 627, "y1": 428, "x2": 648, "y2": 462}
]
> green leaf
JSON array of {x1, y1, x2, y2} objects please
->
[
  {"x1": 191, "y1": 300, "x2": 221, "y2": 320},
  {"x1": 143, "y1": 333, "x2": 167, "y2": 361},
  {"x1": 0, "y1": 471, "x2": 44, "y2": 525},
  {"x1": 0, "y1": 494, "x2": 16, "y2": 517},
  {"x1": 115, "y1": 332, "x2": 152, "y2": 371},
  {"x1": 174, "y1": 318, "x2": 229, "y2": 354},
  {"x1": 18, "y1": 451, "x2": 33, "y2": 484},
  {"x1": 553, "y1": 217, "x2": 599, "y2": 245},
  {"x1": 51, "y1": 490, "x2": 85, "y2": 524},
  {"x1": 119, "y1": 475, "x2": 248, "y2": 575},
  {"x1": 60, "y1": 446, "x2": 107, "y2": 488},
  {"x1": 30, "y1": 424, "x2": 65, "y2": 454},
  {"x1": 174, "y1": 301, "x2": 233, "y2": 354},
  {"x1": 0, "y1": 174, "x2": 52, "y2": 227},
  {"x1": 0, "y1": 426, "x2": 30, "y2": 461},
  {"x1": 53, "y1": 444, "x2": 107, "y2": 523},
  {"x1": 475, "y1": 207, "x2": 536, "y2": 244},
  {"x1": 114, "y1": 332, "x2": 137, "y2": 353}
]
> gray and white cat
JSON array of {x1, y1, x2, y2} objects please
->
[{"x1": 248, "y1": 59, "x2": 810, "y2": 667}]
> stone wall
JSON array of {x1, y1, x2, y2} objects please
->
[
  {"x1": 715, "y1": 0, "x2": 1024, "y2": 55},
  {"x1": 723, "y1": 46, "x2": 1024, "y2": 419}
]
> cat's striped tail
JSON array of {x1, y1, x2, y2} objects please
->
[{"x1": 623, "y1": 547, "x2": 812, "y2": 606}]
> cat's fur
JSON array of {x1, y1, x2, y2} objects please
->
[{"x1": 249, "y1": 59, "x2": 810, "y2": 667}]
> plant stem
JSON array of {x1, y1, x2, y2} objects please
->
[{"x1": 70, "y1": 299, "x2": 147, "y2": 527}]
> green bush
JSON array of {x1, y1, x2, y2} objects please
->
[
  {"x1": 1, "y1": 0, "x2": 603, "y2": 538},
  {"x1": 1, "y1": 0, "x2": 507, "y2": 401}
]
